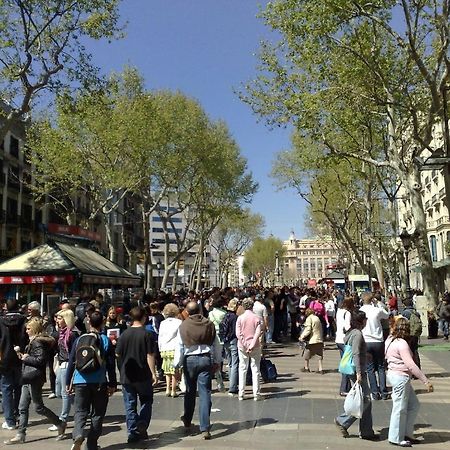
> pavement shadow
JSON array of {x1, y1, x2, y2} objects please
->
[
  {"x1": 266, "y1": 390, "x2": 310, "y2": 399},
  {"x1": 426, "y1": 372, "x2": 450, "y2": 378},
  {"x1": 211, "y1": 418, "x2": 278, "y2": 439}
]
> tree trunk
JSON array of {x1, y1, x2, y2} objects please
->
[
  {"x1": 104, "y1": 221, "x2": 116, "y2": 262},
  {"x1": 406, "y1": 168, "x2": 439, "y2": 306}
]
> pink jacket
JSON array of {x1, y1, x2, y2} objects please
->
[
  {"x1": 385, "y1": 336, "x2": 429, "y2": 384},
  {"x1": 236, "y1": 310, "x2": 262, "y2": 352}
]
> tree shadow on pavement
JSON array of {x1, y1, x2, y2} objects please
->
[
  {"x1": 265, "y1": 390, "x2": 310, "y2": 399},
  {"x1": 211, "y1": 418, "x2": 278, "y2": 439},
  {"x1": 425, "y1": 372, "x2": 450, "y2": 378},
  {"x1": 378, "y1": 425, "x2": 450, "y2": 445}
]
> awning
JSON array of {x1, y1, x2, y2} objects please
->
[{"x1": 0, "y1": 241, "x2": 141, "y2": 287}]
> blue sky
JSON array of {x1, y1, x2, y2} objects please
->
[{"x1": 87, "y1": 0, "x2": 307, "y2": 240}]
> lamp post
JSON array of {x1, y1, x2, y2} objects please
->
[
  {"x1": 399, "y1": 228, "x2": 413, "y2": 296},
  {"x1": 275, "y1": 251, "x2": 282, "y2": 286},
  {"x1": 156, "y1": 259, "x2": 162, "y2": 291}
]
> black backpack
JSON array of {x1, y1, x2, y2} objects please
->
[{"x1": 75, "y1": 333, "x2": 104, "y2": 373}]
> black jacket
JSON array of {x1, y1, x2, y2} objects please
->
[
  {"x1": 22, "y1": 334, "x2": 56, "y2": 382},
  {"x1": 0, "y1": 311, "x2": 28, "y2": 373},
  {"x1": 219, "y1": 311, "x2": 238, "y2": 344}
]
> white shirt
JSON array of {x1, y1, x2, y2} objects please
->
[
  {"x1": 335, "y1": 308, "x2": 351, "y2": 344},
  {"x1": 325, "y1": 299, "x2": 336, "y2": 318},
  {"x1": 253, "y1": 300, "x2": 268, "y2": 322},
  {"x1": 158, "y1": 317, "x2": 182, "y2": 352},
  {"x1": 360, "y1": 303, "x2": 389, "y2": 343}
]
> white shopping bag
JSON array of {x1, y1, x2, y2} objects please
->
[{"x1": 344, "y1": 382, "x2": 364, "y2": 418}]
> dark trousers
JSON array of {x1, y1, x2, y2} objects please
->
[
  {"x1": 183, "y1": 354, "x2": 212, "y2": 432},
  {"x1": 366, "y1": 342, "x2": 388, "y2": 397},
  {"x1": 18, "y1": 381, "x2": 61, "y2": 435},
  {"x1": 1, "y1": 366, "x2": 22, "y2": 427},
  {"x1": 73, "y1": 384, "x2": 109, "y2": 450}
]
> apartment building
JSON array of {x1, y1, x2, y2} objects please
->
[{"x1": 283, "y1": 231, "x2": 340, "y2": 282}]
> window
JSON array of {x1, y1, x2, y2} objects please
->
[
  {"x1": 152, "y1": 216, "x2": 182, "y2": 223},
  {"x1": 430, "y1": 235, "x2": 438, "y2": 262},
  {"x1": 152, "y1": 227, "x2": 182, "y2": 234},
  {"x1": 9, "y1": 136, "x2": 19, "y2": 159},
  {"x1": 6, "y1": 197, "x2": 17, "y2": 222}
]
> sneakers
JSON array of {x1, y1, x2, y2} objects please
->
[
  {"x1": 360, "y1": 434, "x2": 380, "y2": 441},
  {"x1": 4, "y1": 434, "x2": 25, "y2": 445},
  {"x1": 55, "y1": 421, "x2": 67, "y2": 441},
  {"x1": 370, "y1": 393, "x2": 381, "y2": 401},
  {"x1": 202, "y1": 431, "x2": 211, "y2": 440},
  {"x1": 70, "y1": 437, "x2": 84, "y2": 450},
  {"x1": 228, "y1": 392, "x2": 237, "y2": 397},
  {"x1": 238, "y1": 396, "x2": 244, "y2": 401},
  {"x1": 2, "y1": 422, "x2": 17, "y2": 430},
  {"x1": 48, "y1": 424, "x2": 58, "y2": 431},
  {"x1": 48, "y1": 393, "x2": 57, "y2": 399},
  {"x1": 217, "y1": 384, "x2": 226, "y2": 393},
  {"x1": 334, "y1": 418, "x2": 349, "y2": 438}
]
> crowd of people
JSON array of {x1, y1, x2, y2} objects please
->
[{"x1": 0, "y1": 285, "x2": 447, "y2": 448}]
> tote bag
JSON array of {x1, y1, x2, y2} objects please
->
[{"x1": 338, "y1": 344, "x2": 356, "y2": 375}]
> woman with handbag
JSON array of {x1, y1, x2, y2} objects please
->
[
  {"x1": 299, "y1": 308, "x2": 324, "y2": 374},
  {"x1": 385, "y1": 317, "x2": 434, "y2": 447},
  {"x1": 334, "y1": 310, "x2": 378, "y2": 441},
  {"x1": 335, "y1": 297, "x2": 355, "y2": 396},
  {"x1": 4, "y1": 318, "x2": 65, "y2": 444}
]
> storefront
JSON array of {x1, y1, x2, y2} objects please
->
[{"x1": 0, "y1": 240, "x2": 141, "y2": 312}]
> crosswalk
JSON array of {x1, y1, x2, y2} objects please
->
[{"x1": 221, "y1": 342, "x2": 447, "y2": 404}]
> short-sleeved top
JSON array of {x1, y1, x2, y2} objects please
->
[{"x1": 116, "y1": 326, "x2": 157, "y2": 385}]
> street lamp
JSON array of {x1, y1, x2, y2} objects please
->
[
  {"x1": 399, "y1": 228, "x2": 413, "y2": 296},
  {"x1": 275, "y1": 251, "x2": 280, "y2": 285},
  {"x1": 156, "y1": 259, "x2": 162, "y2": 291}
]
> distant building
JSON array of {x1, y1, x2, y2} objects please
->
[{"x1": 283, "y1": 231, "x2": 340, "y2": 283}]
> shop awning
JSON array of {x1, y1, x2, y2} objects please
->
[{"x1": 0, "y1": 241, "x2": 141, "y2": 286}]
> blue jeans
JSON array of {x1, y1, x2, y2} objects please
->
[
  {"x1": 335, "y1": 377, "x2": 374, "y2": 437},
  {"x1": 1, "y1": 367, "x2": 21, "y2": 427},
  {"x1": 440, "y1": 319, "x2": 449, "y2": 337},
  {"x1": 18, "y1": 381, "x2": 61, "y2": 435},
  {"x1": 224, "y1": 339, "x2": 238, "y2": 394},
  {"x1": 183, "y1": 354, "x2": 212, "y2": 432},
  {"x1": 366, "y1": 341, "x2": 388, "y2": 398},
  {"x1": 387, "y1": 372, "x2": 420, "y2": 444},
  {"x1": 122, "y1": 383, "x2": 153, "y2": 438},
  {"x1": 336, "y1": 343, "x2": 351, "y2": 394},
  {"x1": 55, "y1": 364, "x2": 73, "y2": 422}
]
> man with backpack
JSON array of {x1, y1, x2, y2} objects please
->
[
  {"x1": 0, "y1": 299, "x2": 28, "y2": 430},
  {"x1": 402, "y1": 298, "x2": 423, "y2": 368},
  {"x1": 66, "y1": 311, "x2": 117, "y2": 450},
  {"x1": 116, "y1": 306, "x2": 158, "y2": 444}
]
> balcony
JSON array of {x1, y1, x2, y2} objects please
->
[
  {"x1": 432, "y1": 194, "x2": 438, "y2": 205},
  {"x1": 437, "y1": 216, "x2": 450, "y2": 227},
  {"x1": 432, "y1": 169, "x2": 439, "y2": 181},
  {"x1": 425, "y1": 200, "x2": 432, "y2": 210},
  {"x1": 427, "y1": 220, "x2": 436, "y2": 229},
  {"x1": 440, "y1": 187, "x2": 446, "y2": 199}
]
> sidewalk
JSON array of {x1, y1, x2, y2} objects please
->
[{"x1": 0, "y1": 339, "x2": 449, "y2": 449}]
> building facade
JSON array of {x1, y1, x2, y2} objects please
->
[{"x1": 283, "y1": 231, "x2": 340, "y2": 283}]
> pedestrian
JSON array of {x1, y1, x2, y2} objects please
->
[
  {"x1": 436, "y1": 296, "x2": 450, "y2": 340},
  {"x1": 66, "y1": 311, "x2": 117, "y2": 450},
  {"x1": 335, "y1": 297, "x2": 354, "y2": 396},
  {"x1": 236, "y1": 297, "x2": 263, "y2": 401},
  {"x1": 360, "y1": 292, "x2": 390, "y2": 400},
  {"x1": 158, "y1": 303, "x2": 182, "y2": 397},
  {"x1": 116, "y1": 306, "x2": 158, "y2": 444},
  {"x1": 264, "y1": 291, "x2": 275, "y2": 344},
  {"x1": 174, "y1": 301, "x2": 221, "y2": 440},
  {"x1": 253, "y1": 294, "x2": 269, "y2": 344},
  {"x1": 385, "y1": 316, "x2": 434, "y2": 447},
  {"x1": 26, "y1": 302, "x2": 42, "y2": 320},
  {"x1": 0, "y1": 299, "x2": 28, "y2": 431},
  {"x1": 299, "y1": 308, "x2": 324, "y2": 374},
  {"x1": 401, "y1": 298, "x2": 423, "y2": 367},
  {"x1": 4, "y1": 318, "x2": 64, "y2": 444},
  {"x1": 219, "y1": 298, "x2": 239, "y2": 396},
  {"x1": 207, "y1": 297, "x2": 227, "y2": 392},
  {"x1": 334, "y1": 310, "x2": 378, "y2": 441},
  {"x1": 49, "y1": 309, "x2": 79, "y2": 435}
]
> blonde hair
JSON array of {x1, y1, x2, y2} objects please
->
[
  {"x1": 163, "y1": 303, "x2": 180, "y2": 318},
  {"x1": 26, "y1": 317, "x2": 43, "y2": 336},
  {"x1": 56, "y1": 309, "x2": 75, "y2": 329}
]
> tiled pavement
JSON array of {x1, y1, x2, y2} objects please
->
[{"x1": 1, "y1": 339, "x2": 449, "y2": 449}]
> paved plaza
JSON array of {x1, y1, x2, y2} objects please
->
[{"x1": 1, "y1": 340, "x2": 449, "y2": 450}]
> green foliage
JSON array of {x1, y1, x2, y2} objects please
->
[
  {"x1": 243, "y1": 236, "x2": 285, "y2": 278},
  {"x1": 0, "y1": 0, "x2": 123, "y2": 138}
]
